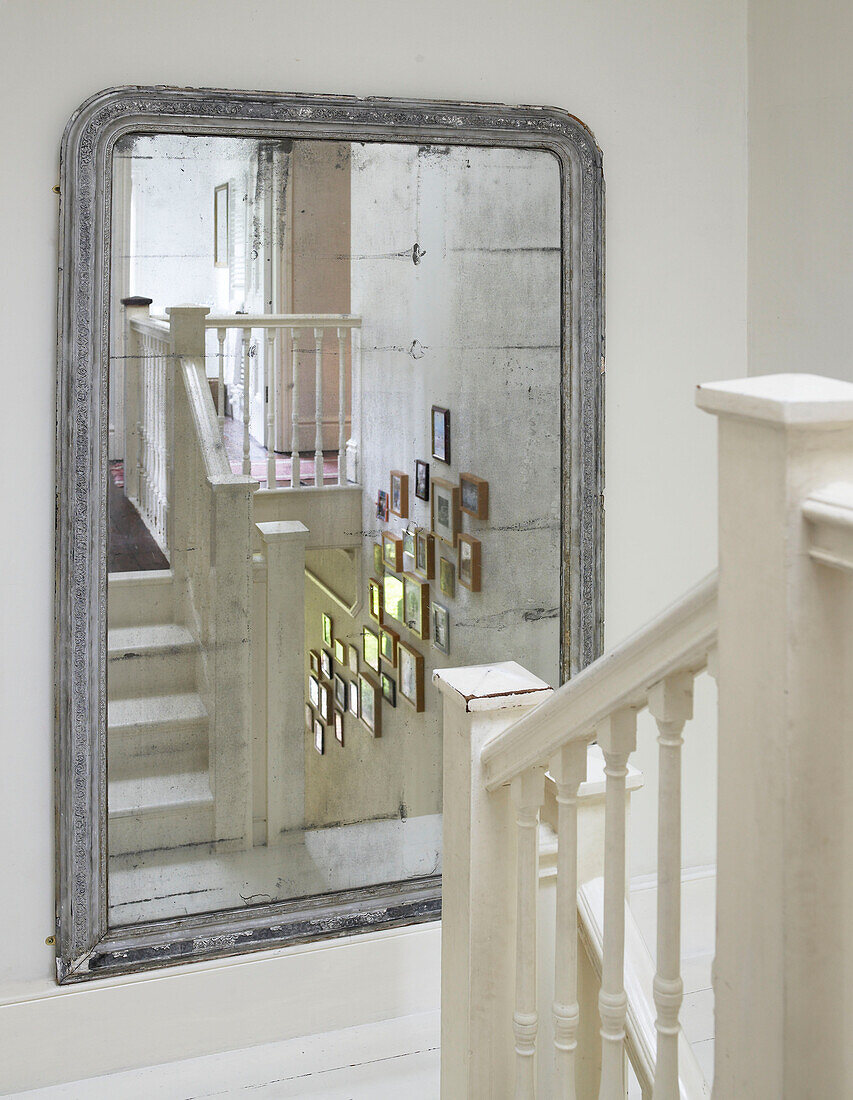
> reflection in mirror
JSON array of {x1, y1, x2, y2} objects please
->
[{"x1": 107, "y1": 133, "x2": 561, "y2": 927}]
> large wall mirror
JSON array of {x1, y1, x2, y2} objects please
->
[{"x1": 55, "y1": 87, "x2": 604, "y2": 981}]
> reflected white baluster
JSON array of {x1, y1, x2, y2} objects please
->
[
  {"x1": 337, "y1": 326, "x2": 347, "y2": 485},
  {"x1": 648, "y1": 673, "x2": 694, "y2": 1100},
  {"x1": 511, "y1": 765, "x2": 546, "y2": 1099},
  {"x1": 135, "y1": 335, "x2": 144, "y2": 509},
  {"x1": 550, "y1": 742, "x2": 588, "y2": 1099},
  {"x1": 290, "y1": 328, "x2": 301, "y2": 487},
  {"x1": 314, "y1": 327, "x2": 324, "y2": 487},
  {"x1": 266, "y1": 328, "x2": 276, "y2": 487},
  {"x1": 596, "y1": 707, "x2": 638, "y2": 1100},
  {"x1": 242, "y1": 327, "x2": 251, "y2": 476},
  {"x1": 216, "y1": 327, "x2": 226, "y2": 430}
]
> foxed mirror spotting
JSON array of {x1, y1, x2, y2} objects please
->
[{"x1": 55, "y1": 86, "x2": 603, "y2": 981}]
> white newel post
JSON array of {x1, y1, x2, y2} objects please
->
[
  {"x1": 257, "y1": 520, "x2": 310, "y2": 844},
  {"x1": 435, "y1": 662, "x2": 553, "y2": 1100},
  {"x1": 697, "y1": 374, "x2": 853, "y2": 1099}
]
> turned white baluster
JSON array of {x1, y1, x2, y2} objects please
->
[
  {"x1": 648, "y1": 673, "x2": 694, "y2": 1100},
  {"x1": 314, "y1": 327, "x2": 325, "y2": 486},
  {"x1": 216, "y1": 327, "x2": 226, "y2": 429},
  {"x1": 550, "y1": 741, "x2": 588, "y2": 1099},
  {"x1": 140, "y1": 335, "x2": 150, "y2": 514},
  {"x1": 596, "y1": 707, "x2": 638, "y2": 1100},
  {"x1": 241, "y1": 327, "x2": 251, "y2": 476},
  {"x1": 511, "y1": 765, "x2": 546, "y2": 1099},
  {"x1": 266, "y1": 328, "x2": 277, "y2": 487},
  {"x1": 337, "y1": 326, "x2": 347, "y2": 485},
  {"x1": 290, "y1": 327, "x2": 301, "y2": 487}
]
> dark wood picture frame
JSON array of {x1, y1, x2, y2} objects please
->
[
  {"x1": 414, "y1": 529, "x2": 436, "y2": 580},
  {"x1": 430, "y1": 477, "x2": 461, "y2": 547},
  {"x1": 431, "y1": 405, "x2": 451, "y2": 464},
  {"x1": 415, "y1": 459, "x2": 430, "y2": 501}
]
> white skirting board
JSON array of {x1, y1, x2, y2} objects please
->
[{"x1": 0, "y1": 922, "x2": 441, "y2": 1094}]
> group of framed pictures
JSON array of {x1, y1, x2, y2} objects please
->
[
  {"x1": 307, "y1": 612, "x2": 387, "y2": 753},
  {"x1": 361, "y1": 620, "x2": 425, "y2": 712}
]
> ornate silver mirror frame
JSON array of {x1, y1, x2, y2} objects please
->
[{"x1": 55, "y1": 85, "x2": 604, "y2": 982}]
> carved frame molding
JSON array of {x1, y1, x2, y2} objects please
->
[{"x1": 55, "y1": 85, "x2": 604, "y2": 981}]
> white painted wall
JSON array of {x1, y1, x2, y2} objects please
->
[
  {"x1": 748, "y1": 0, "x2": 853, "y2": 382},
  {"x1": 0, "y1": 0, "x2": 746, "y2": 1086}
]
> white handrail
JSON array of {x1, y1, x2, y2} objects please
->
[
  {"x1": 202, "y1": 312, "x2": 361, "y2": 328},
  {"x1": 481, "y1": 571, "x2": 718, "y2": 790}
]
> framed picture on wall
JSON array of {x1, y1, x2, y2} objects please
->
[
  {"x1": 368, "y1": 577, "x2": 384, "y2": 623},
  {"x1": 333, "y1": 672, "x2": 348, "y2": 713},
  {"x1": 318, "y1": 682, "x2": 332, "y2": 724},
  {"x1": 380, "y1": 625, "x2": 399, "y2": 667},
  {"x1": 380, "y1": 672, "x2": 397, "y2": 707},
  {"x1": 390, "y1": 470, "x2": 409, "y2": 519},
  {"x1": 314, "y1": 718, "x2": 324, "y2": 755},
  {"x1": 309, "y1": 649, "x2": 321, "y2": 676},
  {"x1": 373, "y1": 542, "x2": 385, "y2": 577},
  {"x1": 439, "y1": 557, "x2": 456, "y2": 598},
  {"x1": 431, "y1": 477, "x2": 460, "y2": 546},
  {"x1": 415, "y1": 459, "x2": 430, "y2": 502},
  {"x1": 214, "y1": 182, "x2": 229, "y2": 267},
  {"x1": 431, "y1": 406, "x2": 450, "y2": 464},
  {"x1": 348, "y1": 677, "x2": 360, "y2": 717},
  {"x1": 376, "y1": 490, "x2": 389, "y2": 522},
  {"x1": 458, "y1": 533, "x2": 482, "y2": 592},
  {"x1": 334, "y1": 639, "x2": 347, "y2": 666},
  {"x1": 348, "y1": 646, "x2": 359, "y2": 676},
  {"x1": 308, "y1": 675, "x2": 321, "y2": 709},
  {"x1": 414, "y1": 529, "x2": 435, "y2": 580},
  {"x1": 382, "y1": 532, "x2": 404, "y2": 572},
  {"x1": 459, "y1": 473, "x2": 489, "y2": 520},
  {"x1": 334, "y1": 710, "x2": 344, "y2": 746},
  {"x1": 431, "y1": 602, "x2": 450, "y2": 654},
  {"x1": 398, "y1": 641, "x2": 425, "y2": 712},
  {"x1": 403, "y1": 573, "x2": 430, "y2": 639},
  {"x1": 359, "y1": 673, "x2": 382, "y2": 737},
  {"x1": 322, "y1": 613, "x2": 333, "y2": 648},
  {"x1": 321, "y1": 650, "x2": 333, "y2": 680},
  {"x1": 362, "y1": 626, "x2": 380, "y2": 672},
  {"x1": 402, "y1": 527, "x2": 416, "y2": 573},
  {"x1": 383, "y1": 573, "x2": 404, "y2": 623}
]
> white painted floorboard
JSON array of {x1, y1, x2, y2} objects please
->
[{"x1": 16, "y1": 1011, "x2": 441, "y2": 1099}]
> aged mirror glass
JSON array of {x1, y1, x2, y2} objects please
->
[{"x1": 56, "y1": 88, "x2": 603, "y2": 980}]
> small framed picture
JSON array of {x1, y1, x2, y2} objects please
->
[
  {"x1": 431, "y1": 601, "x2": 450, "y2": 654},
  {"x1": 402, "y1": 527, "x2": 416, "y2": 573},
  {"x1": 368, "y1": 577, "x2": 384, "y2": 623},
  {"x1": 398, "y1": 640, "x2": 425, "y2": 712},
  {"x1": 403, "y1": 573, "x2": 430, "y2": 639},
  {"x1": 440, "y1": 557, "x2": 456, "y2": 598},
  {"x1": 322, "y1": 613, "x2": 333, "y2": 648},
  {"x1": 318, "y1": 682, "x2": 332, "y2": 724},
  {"x1": 348, "y1": 646, "x2": 359, "y2": 675},
  {"x1": 314, "y1": 718, "x2": 324, "y2": 755},
  {"x1": 382, "y1": 532, "x2": 404, "y2": 572},
  {"x1": 334, "y1": 638, "x2": 347, "y2": 666},
  {"x1": 380, "y1": 672, "x2": 397, "y2": 707},
  {"x1": 415, "y1": 459, "x2": 430, "y2": 502},
  {"x1": 380, "y1": 625, "x2": 399, "y2": 667},
  {"x1": 362, "y1": 625, "x2": 380, "y2": 672},
  {"x1": 459, "y1": 473, "x2": 489, "y2": 520},
  {"x1": 334, "y1": 710, "x2": 344, "y2": 746},
  {"x1": 376, "y1": 490, "x2": 389, "y2": 522},
  {"x1": 383, "y1": 573, "x2": 404, "y2": 623},
  {"x1": 308, "y1": 675, "x2": 320, "y2": 708},
  {"x1": 431, "y1": 405, "x2": 451, "y2": 464},
  {"x1": 321, "y1": 649, "x2": 333, "y2": 680},
  {"x1": 390, "y1": 470, "x2": 409, "y2": 519},
  {"x1": 458, "y1": 533, "x2": 482, "y2": 592},
  {"x1": 333, "y1": 672, "x2": 348, "y2": 712},
  {"x1": 309, "y1": 649, "x2": 321, "y2": 676},
  {"x1": 348, "y1": 678, "x2": 360, "y2": 717},
  {"x1": 431, "y1": 477, "x2": 460, "y2": 546},
  {"x1": 414, "y1": 529, "x2": 435, "y2": 580},
  {"x1": 359, "y1": 673, "x2": 382, "y2": 737},
  {"x1": 373, "y1": 542, "x2": 385, "y2": 577},
  {"x1": 305, "y1": 703, "x2": 314, "y2": 732}
]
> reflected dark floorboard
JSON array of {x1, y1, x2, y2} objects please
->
[{"x1": 108, "y1": 462, "x2": 169, "y2": 573}]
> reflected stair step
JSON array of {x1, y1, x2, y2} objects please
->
[
  {"x1": 108, "y1": 622, "x2": 197, "y2": 658},
  {"x1": 108, "y1": 770, "x2": 216, "y2": 856},
  {"x1": 108, "y1": 692, "x2": 208, "y2": 735},
  {"x1": 108, "y1": 770, "x2": 214, "y2": 818},
  {"x1": 107, "y1": 625, "x2": 199, "y2": 697}
]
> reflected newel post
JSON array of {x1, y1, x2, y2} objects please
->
[
  {"x1": 290, "y1": 328, "x2": 301, "y2": 487},
  {"x1": 337, "y1": 326, "x2": 347, "y2": 485},
  {"x1": 241, "y1": 327, "x2": 252, "y2": 475},
  {"x1": 257, "y1": 521, "x2": 310, "y2": 844}
]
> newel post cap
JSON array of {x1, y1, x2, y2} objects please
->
[
  {"x1": 433, "y1": 661, "x2": 552, "y2": 713},
  {"x1": 696, "y1": 373, "x2": 853, "y2": 429},
  {"x1": 257, "y1": 520, "x2": 310, "y2": 544}
]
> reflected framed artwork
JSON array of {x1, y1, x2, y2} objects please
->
[
  {"x1": 398, "y1": 641, "x2": 425, "y2": 712},
  {"x1": 309, "y1": 649, "x2": 321, "y2": 676},
  {"x1": 431, "y1": 406, "x2": 450, "y2": 464},
  {"x1": 381, "y1": 672, "x2": 397, "y2": 707},
  {"x1": 318, "y1": 682, "x2": 332, "y2": 724},
  {"x1": 403, "y1": 573, "x2": 430, "y2": 639},
  {"x1": 459, "y1": 473, "x2": 489, "y2": 520},
  {"x1": 334, "y1": 710, "x2": 344, "y2": 746},
  {"x1": 383, "y1": 573, "x2": 404, "y2": 623},
  {"x1": 362, "y1": 626, "x2": 380, "y2": 672},
  {"x1": 348, "y1": 678, "x2": 360, "y2": 717},
  {"x1": 348, "y1": 646, "x2": 359, "y2": 676},
  {"x1": 334, "y1": 639, "x2": 347, "y2": 666},
  {"x1": 439, "y1": 557, "x2": 456, "y2": 598},
  {"x1": 333, "y1": 672, "x2": 348, "y2": 713},
  {"x1": 415, "y1": 459, "x2": 430, "y2": 502},
  {"x1": 431, "y1": 478, "x2": 460, "y2": 547},
  {"x1": 308, "y1": 675, "x2": 321, "y2": 709},
  {"x1": 373, "y1": 542, "x2": 385, "y2": 577},
  {"x1": 382, "y1": 532, "x2": 404, "y2": 572},
  {"x1": 368, "y1": 577, "x2": 384, "y2": 624},
  {"x1": 322, "y1": 613, "x2": 333, "y2": 648},
  {"x1": 321, "y1": 649, "x2": 333, "y2": 680},
  {"x1": 390, "y1": 470, "x2": 409, "y2": 519},
  {"x1": 414, "y1": 529, "x2": 435, "y2": 580},
  {"x1": 380, "y1": 626, "x2": 399, "y2": 667},
  {"x1": 458, "y1": 533, "x2": 482, "y2": 592},
  {"x1": 359, "y1": 674, "x2": 382, "y2": 737},
  {"x1": 314, "y1": 718, "x2": 325, "y2": 755},
  {"x1": 431, "y1": 602, "x2": 450, "y2": 654}
]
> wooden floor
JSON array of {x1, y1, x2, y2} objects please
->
[{"x1": 18, "y1": 1011, "x2": 441, "y2": 1098}]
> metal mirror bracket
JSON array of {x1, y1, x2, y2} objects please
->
[{"x1": 55, "y1": 86, "x2": 604, "y2": 981}]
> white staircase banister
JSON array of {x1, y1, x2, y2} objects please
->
[
  {"x1": 202, "y1": 312, "x2": 362, "y2": 328},
  {"x1": 481, "y1": 572, "x2": 718, "y2": 791}
]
